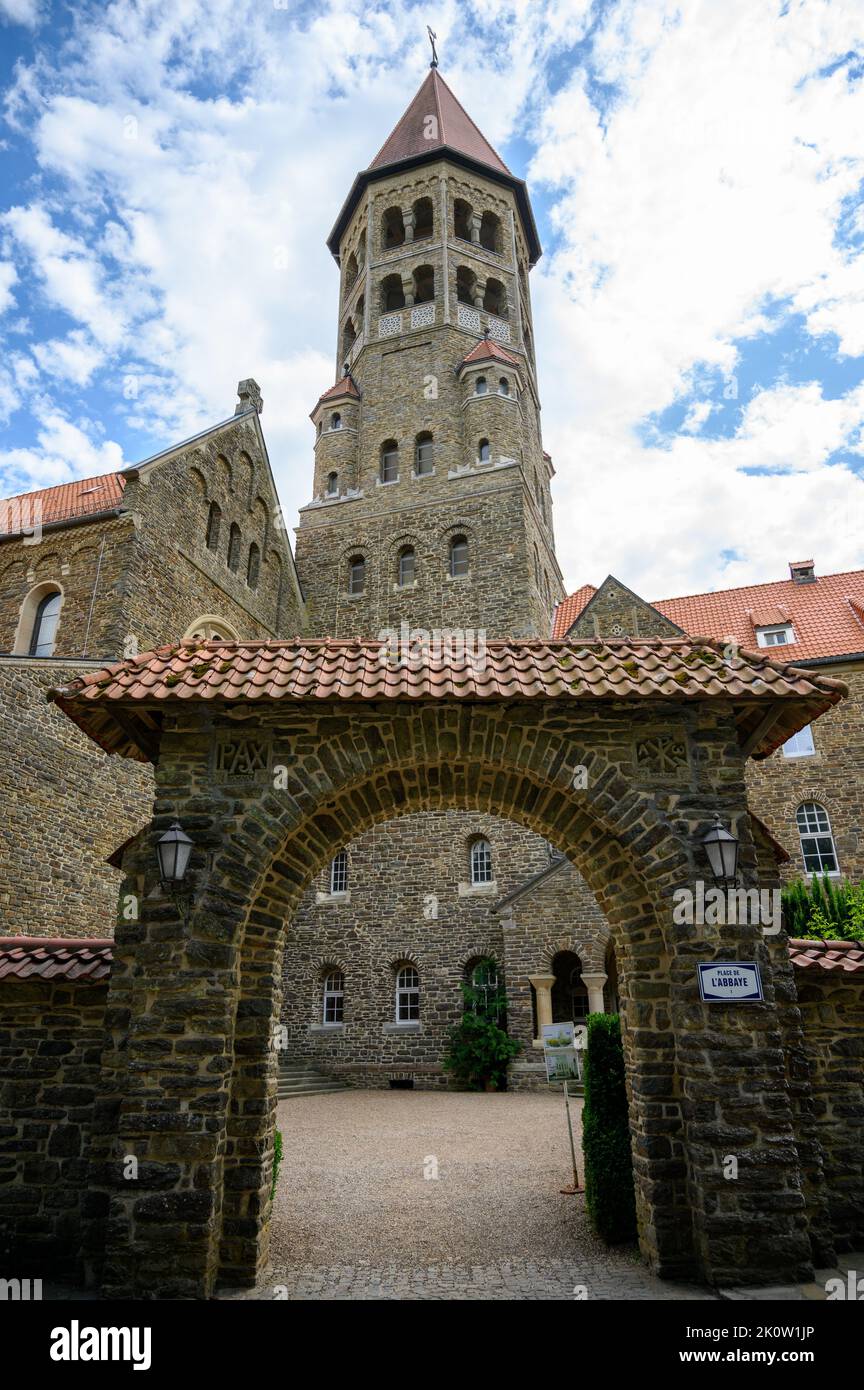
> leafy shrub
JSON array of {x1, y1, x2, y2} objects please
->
[
  {"x1": 782, "y1": 876, "x2": 864, "y2": 941},
  {"x1": 271, "y1": 1128, "x2": 283, "y2": 1201},
  {"x1": 442, "y1": 982, "x2": 521, "y2": 1091},
  {"x1": 581, "y1": 1013, "x2": 637, "y2": 1244}
]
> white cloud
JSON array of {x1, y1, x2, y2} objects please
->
[
  {"x1": 0, "y1": 0, "x2": 43, "y2": 28},
  {"x1": 0, "y1": 260, "x2": 16, "y2": 316},
  {"x1": 0, "y1": 402, "x2": 126, "y2": 493},
  {"x1": 0, "y1": 0, "x2": 861, "y2": 606},
  {"x1": 32, "y1": 330, "x2": 105, "y2": 386},
  {"x1": 534, "y1": 0, "x2": 864, "y2": 594}
]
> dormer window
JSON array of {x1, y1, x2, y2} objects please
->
[{"x1": 756, "y1": 624, "x2": 794, "y2": 648}]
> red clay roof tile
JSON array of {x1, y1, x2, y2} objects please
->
[
  {"x1": 48, "y1": 635, "x2": 846, "y2": 765},
  {"x1": 554, "y1": 568, "x2": 864, "y2": 661},
  {"x1": 460, "y1": 338, "x2": 521, "y2": 369},
  {"x1": 312, "y1": 376, "x2": 361, "y2": 416},
  {"x1": 0, "y1": 473, "x2": 125, "y2": 535},
  {"x1": 0, "y1": 936, "x2": 113, "y2": 983},
  {"x1": 787, "y1": 938, "x2": 864, "y2": 974}
]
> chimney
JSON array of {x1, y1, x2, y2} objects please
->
[{"x1": 789, "y1": 559, "x2": 816, "y2": 584}]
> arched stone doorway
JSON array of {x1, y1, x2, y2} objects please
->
[
  {"x1": 550, "y1": 950, "x2": 588, "y2": 1024},
  {"x1": 50, "y1": 634, "x2": 844, "y2": 1297}
]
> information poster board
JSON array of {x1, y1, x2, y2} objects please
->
[{"x1": 542, "y1": 1021, "x2": 581, "y2": 1082}]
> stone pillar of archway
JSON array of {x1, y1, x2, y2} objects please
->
[
  {"x1": 580, "y1": 971, "x2": 607, "y2": 1014},
  {"x1": 528, "y1": 973, "x2": 555, "y2": 1045}
]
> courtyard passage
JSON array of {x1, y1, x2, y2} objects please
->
[{"x1": 261, "y1": 1089, "x2": 715, "y2": 1300}]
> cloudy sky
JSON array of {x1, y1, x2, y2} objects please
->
[{"x1": 0, "y1": 0, "x2": 862, "y2": 602}]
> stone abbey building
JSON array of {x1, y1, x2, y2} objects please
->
[
  {"x1": 0, "y1": 65, "x2": 862, "y2": 1151},
  {"x1": 0, "y1": 64, "x2": 862, "y2": 1291}
]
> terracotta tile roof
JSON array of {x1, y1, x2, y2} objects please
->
[
  {"x1": 460, "y1": 338, "x2": 522, "y2": 369},
  {"x1": 0, "y1": 472, "x2": 125, "y2": 535},
  {"x1": 369, "y1": 69, "x2": 511, "y2": 176},
  {"x1": 552, "y1": 585, "x2": 597, "y2": 638},
  {"x1": 4, "y1": 933, "x2": 850, "y2": 983},
  {"x1": 48, "y1": 636, "x2": 846, "y2": 765},
  {"x1": 787, "y1": 938, "x2": 864, "y2": 975},
  {"x1": 312, "y1": 376, "x2": 360, "y2": 416},
  {"x1": 653, "y1": 568, "x2": 864, "y2": 663},
  {"x1": 554, "y1": 567, "x2": 864, "y2": 662},
  {"x1": 0, "y1": 936, "x2": 113, "y2": 983}
]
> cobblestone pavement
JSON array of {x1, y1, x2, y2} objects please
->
[
  {"x1": 248, "y1": 1259, "x2": 717, "y2": 1301},
  {"x1": 245, "y1": 1090, "x2": 720, "y2": 1301}
]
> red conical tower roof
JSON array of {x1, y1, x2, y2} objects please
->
[
  {"x1": 369, "y1": 69, "x2": 511, "y2": 176},
  {"x1": 327, "y1": 69, "x2": 541, "y2": 265}
]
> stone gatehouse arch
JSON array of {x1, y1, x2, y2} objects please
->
[{"x1": 51, "y1": 634, "x2": 845, "y2": 1298}]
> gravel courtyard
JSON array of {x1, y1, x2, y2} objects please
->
[{"x1": 263, "y1": 1089, "x2": 716, "y2": 1300}]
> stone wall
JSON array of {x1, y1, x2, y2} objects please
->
[
  {"x1": 0, "y1": 974, "x2": 108, "y2": 1279},
  {"x1": 282, "y1": 810, "x2": 553, "y2": 1085},
  {"x1": 0, "y1": 514, "x2": 133, "y2": 661},
  {"x1": 795, "y1": 967, "x2": 864, "y2": 1250},
  {"x1": 0, "y1": 660, "x2": 153, "y2": 936},
  {"x1": 746, "y1": 661, "x2": 864, "y2": 882},
  {"x1": 0, "y1": 406, "x2": 306, "y2": 937}
]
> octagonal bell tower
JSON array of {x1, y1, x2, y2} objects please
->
[{"x1": 295, "y1": 65, "x2": 564, "y2": 639}]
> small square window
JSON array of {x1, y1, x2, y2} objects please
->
[{"x1": 756, "y1": 624, "x2": 794, "y2": 647}]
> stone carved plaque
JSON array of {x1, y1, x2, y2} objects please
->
[
  {"x1": 635, "y1": 734, "x2": 688, "y2": 778},
  {"x1": 213, "y1": 735, "x2": 271, "y2": 781}
]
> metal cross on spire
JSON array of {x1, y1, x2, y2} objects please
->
[{"x1": 427, "y1": 25, "x2": 438, "y2": 68}]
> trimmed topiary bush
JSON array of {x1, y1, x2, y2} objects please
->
[{"x1": 581, "y1": 1013, "x2": 637, "y2": 1244}]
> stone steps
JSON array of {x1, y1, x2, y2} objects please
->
[{"x1": 277, "y1": 1060, "x2": 353, "y2": 1099}]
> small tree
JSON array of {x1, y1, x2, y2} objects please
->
[
  {"x1": 442, "y1": 981, "x2": 521, "y2": 1091},
  {"x1": 781, "y1": 875, "x2": 864, "y2": 941},
  {"x1": 581, "y1": 1013, "x2": 637, "y2": 1244}
]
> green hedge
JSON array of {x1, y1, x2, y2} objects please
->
[
  {"x1": 581, "y1": 1013, "x2": 637, "y2": 1244},
  {"x1": 271, "y1": 1128, "x2": 283, "y2": 1201}
]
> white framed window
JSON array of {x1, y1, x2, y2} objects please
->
[
  {"x1": 796, "y1": 802, "x2": 839, "y2": 875},
  {"x1": 415, "y1": 432, "x2": 433, "y2": 475},
  {"x1": 330, "y1": 849, "x2": 348, "y2": 894},
  {"x1": 470, "y1": 838, "x2": 493, "y2": 885},
  {"x1": 449, "y1": 535, "x2": 469, "y2": 578},
  {"x1": 348, "y1": 556, "x2": 365, "y2": 595},
  {"x1": 398, "y1": 547, "x2": 415, "y2": 587},
  {"x1": 29, "y1": 589, "x2": 62, "y2": 656},
  {"x1": 396, "y1": 965, "x2": 420, "y2": 1022},
  {"x1": 380, "y1": 440, "x2": 399, "y2": 483},
  {"x1": 783, "y1": 725, "x2": 815, "y2": 758},
  {"x1": 322, "y1": 970, "x2": 344, "y2": 1024},
  {"x1": 756, "y1": 624, "x2": 794, "y2": 647}
]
